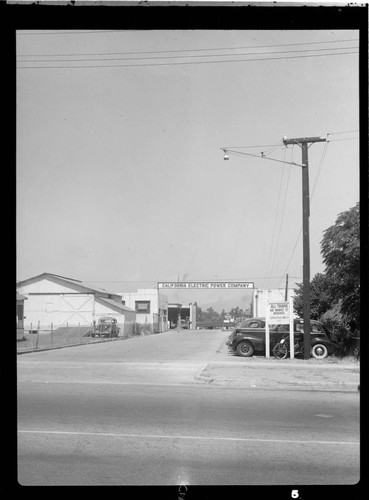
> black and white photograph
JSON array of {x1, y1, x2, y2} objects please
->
[{"x1": 10, "y1": 1, "x2": 366, "y2": 496}]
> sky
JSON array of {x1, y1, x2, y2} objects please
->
[{"x1": 16, "y1": 29, "x2": 360, "y2": 312}]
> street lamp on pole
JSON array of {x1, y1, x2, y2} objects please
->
[
  {"x1": 222, "y1": 135, "x2": 326, "y2": 360},
  {"x1": 282, "y1": 136, "x2": 326, "y2": 359}
]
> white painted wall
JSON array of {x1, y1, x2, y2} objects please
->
[
  {"x1": 119, "y1": 289, "x2": 168, "y2": 332},
  {"x1": 18, "y1": 278, "x2": 136, "y2": 334},
  {"x1": 252, "y1": 288, "x2": 297, "y2": 318},
  {"x1": 16, "y1": 291, "x2": 96, "y2": 330}
]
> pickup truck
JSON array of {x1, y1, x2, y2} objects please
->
[{"x1": 91, "y1": 317, "x2": 120, "y2": 338}]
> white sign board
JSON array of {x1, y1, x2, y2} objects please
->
[
  {"x1": 158, "y1": 281, "x2": 254, "y2": 289},
  {"x1": 268, "y1": 302, "x2": 290, "y2": 324},
  {"x1": 265, "y1": 298, "x2": 294, "y2": 359}
]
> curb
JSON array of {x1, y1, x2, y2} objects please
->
[
  {"x1": 207, "y1": 360, "x2": 360, "y2": 372},
  {"x1": 194, "y1": 334, "x2": 232, "y2": 383},
  {"x1": 193, "y1": 362, "x2": 360, "y2": 392},
  {"x1": 208, "y1": 378, "x2": 360, "y2": 392},
  {"x1": 194, "y1": 362, "x2": 214, "y2": 384},
  {"x1": 194, "y1": 373, "x2": 360, "y2": 392},
  {"x1": 194, "y1": 371, "x2": 214, "y2": 384}
]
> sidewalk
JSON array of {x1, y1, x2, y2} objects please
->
[{"x1": 195, "y1": 339, "x2": 360, "y2": 392}]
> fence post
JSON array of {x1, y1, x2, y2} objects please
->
[
  {"x1": 35, "y1": 321, "x2": 40, "y2": 349},
  {"x1": 51, "y1": 322, "x2": 53, "y2": 348},
  {"x1": 30, "y1": 322, "x2": 34, "y2": 351}
]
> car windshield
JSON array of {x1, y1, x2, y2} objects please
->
[
  {"x1": 239, "y1": 320, "x2": 261, "y2": 328},
  {"x1": 237, "y1": 320, "x2": 279, "y2": 329}
]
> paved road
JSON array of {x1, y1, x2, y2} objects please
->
[
  {"x1": 17, "y1": 330, "x2": 360, "y2": 486},
  {"x1": 17, "y1": 330, "x2": 228, "y2": 385}
]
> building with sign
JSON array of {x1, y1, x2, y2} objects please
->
[{"x1": 158, "y1": 281, "x2": 254, "y2": 290}]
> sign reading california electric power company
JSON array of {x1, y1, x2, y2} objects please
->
[{"x1": 158, "y1": 281, "x2": 254, "y2": 289}]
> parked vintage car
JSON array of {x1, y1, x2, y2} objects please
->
[
  {"x1": 91, "y1": 317, "x2": 120, "y2": 338},
  {"x1": 226, "y1": 317, "x2": 339, "y2": 358}
]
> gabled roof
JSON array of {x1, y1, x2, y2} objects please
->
[
  {"x1": 96, "y1": 297, "x2": 135, "y2": 314},
  {"x1": 16, "y1": 272, "x2": 120, "y2": 298}
]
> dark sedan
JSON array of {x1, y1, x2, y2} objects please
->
[
  {"x1": 226, "y1": 317, "x2": 280, "y2": 357},
  {"x1": 226, "y1": 317, "x2": 339, "y2": 358}
]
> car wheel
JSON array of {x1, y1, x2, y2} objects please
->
[
  {"x1": 311, "y1": 343, "x2": 328, "y2": 359},
  {"x1": 273, "y1": 343, "x2": 288, "y2": 359},
  {"x1": 236, "y1": 341, "x2": 254, "y2": 357}
]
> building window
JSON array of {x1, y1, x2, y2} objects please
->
[{"x1": 135, "y1": 301, "x2": 150, "y2": 314}]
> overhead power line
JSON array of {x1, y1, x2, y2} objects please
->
[
  {"x1": 17, "y1": 38, "x2": 359, "y2": 58},
  {"x1": 327, "y1": 136, "x2": 359, "y2": 142},
  {"x1": 17, "y1": 45, "x2": 359, "y2": 63},
  {"x1": 327, "y1": 129, "x2": 359, "y2": 135},
  {"x1": 265, "y1": 147, "x2": 289, "y2": 279},
  {"x1": 17, "y1": 50, "x2": 358, "y2": 69},
  {"x1": 276, "y1": 141, "x2": 331, "y2": 288},
  {"x1": 269, "y1": 148, "x2": 293, "y2": 277},
  {"x1": 17, "y1": 30, "x2": 132, "y2": 35}
]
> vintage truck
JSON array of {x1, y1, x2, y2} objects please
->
[{"x1": 91, "y1": 317, "x2": 120, "y2": 338}]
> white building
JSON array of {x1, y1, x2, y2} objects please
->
[
  {"x1": 120, "y1": 289, "x2": 168, "y2": 333},
  {"x1": 252, "y1": 288, "x2": 297, "y2": 318},
  {"x1": 16, "y1": 273, "x2": 136, "y2": 336}
]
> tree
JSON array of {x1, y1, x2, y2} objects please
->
[
  {"x1": 229, "y1": 307, "x2": 244, "y2": 318},
  {"x1": 320, "y1": 202, "x2": 360, "y2": 325},
  {"x1": 294, "y1": 273, "x2": 336, "y2": 320},
  {"x1": 195, "y1": 303, "x2": 204, "y2": 321},
  {"x1": 205, "y1": 307, "x2": 220, "y2": 321},
  {"x1": 293, "y1": 203, "x2": 360, "y2": 332},
  {"x1": 320, "y1": 302, "x2": 347, "y2": 338}
]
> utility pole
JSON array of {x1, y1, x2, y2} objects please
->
[
  {"x1": 282, "y1": 136, "x2": 326, "y2": 359},
  {"x1": 284, "y1": 273, "x2": 289, "y2": 301}
]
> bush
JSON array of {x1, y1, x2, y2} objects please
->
[{"x1": 320, "y1": 303, "x2": 348, "y2": 341}]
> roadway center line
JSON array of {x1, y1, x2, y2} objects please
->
[{"x1": 18, "y1": 430, "x2": 359, "y2": 446}]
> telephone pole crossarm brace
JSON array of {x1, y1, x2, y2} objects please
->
[{"x1": 282, "y1": 135, "x2": 326, "y2": 360}]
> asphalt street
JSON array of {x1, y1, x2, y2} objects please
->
[{"x1": 17, "y1": 330, "x2": 360, "y2": 486}]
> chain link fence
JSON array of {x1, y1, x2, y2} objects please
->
[
  {"x1": 17, "y1": 321, "x2": 160, "y2": 353},
  {"x1": 17, "y1": 322, "x2": 125, "y2": 353}
]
